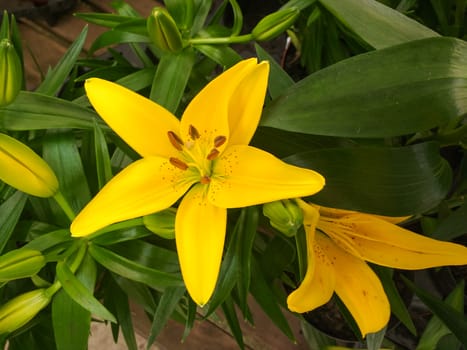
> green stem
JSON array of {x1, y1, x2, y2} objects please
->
[
  {"x1": 295, "y1": 226, "x2": 308, "y2": 281},
  {"x1": 189, "y1": 34, "x2": 253, "y2": 45},
  {"x1": 53, "y1": 191, "x2": 76, "y2": 221}
]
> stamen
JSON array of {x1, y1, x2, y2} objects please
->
[
  {"x1": 206, "y1": 148, "x2": 220, "y2": 161},
  {"x1": 214, "y1": 135, "x2": 227, "y2": 148},
  {"x1": 200, "y1": 176, "x2": 211, "y2": 184},
  {"x1": 169, "y1": 157, "x2": 189, "y2": 170},
  {"x1": 189, "y1": 125, "x2": 200, "y2": 140},
  {"x1": 167, "y1": 131, "x2": 184, "y2": 151}
]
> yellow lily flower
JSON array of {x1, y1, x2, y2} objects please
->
[
  {"x1": 70, "y1": 59, "x2": 325, "y2": 305},
  {"x1": 287, "y1": 200, "x2": 467, "y2": 337}
]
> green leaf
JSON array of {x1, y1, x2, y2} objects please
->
[
  {"x1": 112, "y1": 275, "x2": 157, "y2": 315},
  {"x1": 75, "y1": 13, "x2": 136, "y2": 27},
  {"x1": 221, "y1": 298, "x2": 245, "y2": 350},
  {"x1": 0, "y1": 92, "x2": 103, "y2": 130},
  {"x1": 403, "y1": 276, "x2": 467, "y2": 348},
  {"x1": 255, "y1": 44, "x2": 294, "y2": 100},
  {"x1": 432, "y1": 202, "x2": 467, "y2": 241},
  {"x1": 24, "y1": 229, "x2": 71, "y2": 252},
  {"x1": 149, "y1": 49, "x2": 195, "y2": 113},
  {"x1": 416, "y1": 280, "x2": 465, "y2": 350},
  {"x1": 262, "y1": 37, "x2": 467, "y2": 137},
  {"x1": 191, "y1": 0, "x2": 213, "y2": 36},
  {"x1": 56, "y1": 260, "x2": 116, "y2": 323},
  {"x1": 285, "y1": 142, "x2": 452, "y2": 215},
  {"x1": 89, "y1": 31, "x2": 150, "y2": 55},
  {"x1": 146, "y1": 286, "x2": 186, "y2": 349},
  {"x1": 194, "y1": 44, "x2": 241, "y2": 68},
  {"x1": 0, "y1": 191, "x2": 27, "y2": 253},
  {"x1": 36, "y1": 26, "x2": 88, "y2": 96},
  {"x1": 93, "y1": 120, "x2": 113, "y2": 188},
  {"x1": 89, "y1": 244, "x2": 183, "y2": 290},
  {"x1": 52, "y1": 254, "x2": 96, "y2": 350},
  {"x1": 318, "y1": 0, "x2": 438, "y2": 49}
]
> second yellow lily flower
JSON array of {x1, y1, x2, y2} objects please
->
[{"x1": 71, "y1": 59, "x2": 325, "y2": 305}]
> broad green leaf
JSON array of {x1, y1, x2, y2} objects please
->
[
  {"x1": 0, "y1": 92, "x2": 103, "y2": 130},
  {"x1": 43, "y1": 131, "x2": 91, "y2": 216},
  {"x1": 318, "y1": 0, "x2": 438, "y2": 49},
  {"x1": 262, "y1": 37, "x2": 467, "y2": 138},
  {"x1": 149, "y1": 49, "x2": 195, "y2": 113},
  {"x1": 114, "y1": 18, "x2": 148, "y2": 35},
  {"x1": 191, "y1": 0, "x2": 213, "y2": 36},
  {"x1": 194, "y1": 44, "x2": 241, "y2": 68},
  {"x1": 24, "y1": 229, "x2": 71, "y2": 252},
  {"x1": 146, "y1": 286, "x2": 186, "y2": 348},
  {"x1": 366, "y1": 326, "x2": 386, "y2": 350},
  {"x1": 417, "y1": 280, "x2": 465, "y2": 350},
  {"x1": 259, "y1": 235, "x2": 295, "y2": 282},
  {"x1": 255, "y1": 44, "x2": 294, "y2": 100},
  {"x1": 35, "y1": 27, "x2": 88, "y2": 96},
  {"x1": 432, "y1": 202, "x2": 467, "y2": 241},
  {"x1": 0, "y1": 191, "x2": 27, "y2": 253},
  {"x1": 285, "y1": 142, "x2": 452, "y2": 216},
  {"x1": 56, "y1": 260, "x2": 116, "y2": 323},
  {"x1": 403, "y1": 277, "x2": 467, "y2": 348},
  {"x1": 89, "y1": 244, "x2": 183, "y2": 290},
  {"x1": 52, "y1": 254, "x2": 96, "y2": 350},
  {"x1": 75, "y1": 13, "x2": 135, "y2": 27},
  {"x1": 112, "y1": 275, "x2": 157, "y2": 315}
]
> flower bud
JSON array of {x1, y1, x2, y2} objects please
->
[
  {"x1": 263, "y1": 199, "x2": 303, "y2": 237},
  {"x1": 0, "y1": 133, "x2": 59, "y2": 197},
  {"x1": 252, "y1": 7, "x2": 300, "y2": 42},
  {"x1": 0, "y1": 289, "x2": 51, "y2": 334},
  {"x1": 143, "y1": 208, "x2": 176, "y2": 239},
  {"x1": 147, "y1": 7, "x2": 183, "y2": 53},
  {"x1": 0, "y1": 248, "x2": 46, "y2": 282},
  {"x1": 0, "y1": 38, "x2": 22, "y2": 106}
]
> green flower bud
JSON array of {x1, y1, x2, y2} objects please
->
[
  {"x1": 147, "y1": 7, "x2": 184, "y2": 53},
  {"x1": 0, "y1": 289, "x2": 51, "y2": 334},
  {"x1": 143, "y1": 208, "x2": 176, "y2": 239},
  {"x1": 0, "y1": 248, "x2": 46, "y2": 282},
  {"x1": 252, "y1": 7, "x2": 300, "y2": 42},
  {"x1": 0, "y1": 38, "x2": 22, "y2": 106},
  {"x1": 263, "y1": 199, "x2": 303, "y2": 237},
  {"x1": 0, "y1": 133, "x2": 59, "y2": 197}
]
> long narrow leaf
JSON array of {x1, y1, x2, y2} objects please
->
[
  {"x1": 0, "y1": 191, "x2": 27, "y2": 253},
  {"x1": 56, "y1": 261, "x2": 116, "y2": 323}
]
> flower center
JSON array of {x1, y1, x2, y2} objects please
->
[{"x1": 167, "y1": 125, "x2": 226, "y2": 184}]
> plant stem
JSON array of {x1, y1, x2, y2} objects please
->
[
  {"x1": 189, "y1": 34, "x2": 253, "y2": 45},
  {"x1": 53, "y1": 191, "x2": 76, "y2": 221}
]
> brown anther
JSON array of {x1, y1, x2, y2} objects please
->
[
  {"x1": 167, "y1": 131, "x2": 184, "y2": 151},
  {"x1": 189, "y1": 125, "x2": 200, "y2": 140},
  {"x1": 169, "y1": 157, "x2": 189, "y2": 170},
  {"x1": 206, "y1": 148, "x2": 220, "y2": 161},
  {"x1": 214, "y1": 135, "x2": 227, "y2": 148},
  {"x1": 200, "y1": 176, "x2": 211, "y2": 184}
]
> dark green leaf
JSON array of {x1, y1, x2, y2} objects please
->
[
  {"x1": 0, "y1": 92, "x2": 103, "y2": 130},
  {"x1": 146, "y1": 286, "x2": 186, "y2": 348},
  {"x1": 221, "y1": 298, "x2": 245, "y2": 350},
  {"x1": 89, "y1": 244, "x2": 183, "y2": 290},
  {"x1": 93, "y1": 120, "x2": 113, "y2": 188},
  {"x1": 75, "y1": 13, "x2": 136, "y2": 27},
  {"x1": 432, "y1": 202, "x2": 467, "y2": 241},
  {"x1": 285, "y1": 142, "x2": 452, "y2": 215},
  {"x1": 0, "y1": 191, "x2": 27, "y2": 253},
  {"x1": 89, "y1": 31, "x2": 150, "y2": 55},
  {"x1": 318, "y1": 0, "x2": 438, "y2": 49},
  {"x1": 194, "y1": 44, "x2": 241, "y2": 68},
  {"x1": 56, "y1": 260, "x2": 116, "y2": 322},
  {"x1": 403, "y1": 277, "x2": 467, "y2": 348},
  {"x1": 262, "y1": 37, "x2": 467, "y2": 137},
  {"x1": 35, "y1": 27, "x2": 88, "y2": 96}
]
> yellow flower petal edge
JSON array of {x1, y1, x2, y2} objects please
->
[
  {"x1": 84, "y1": 78, "x2": 181, "y2": 159},
  {"x1": 0, "y1": 133, "x2": 58, "y2": 197},
  {"x1": 175, "y1": 185, "x2": 227, "y2": 306}
]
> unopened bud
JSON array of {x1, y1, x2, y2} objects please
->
[
  {"x1": 143, "y1": 208, "x2": 176, "y2": 239},
  {"x1": 0, "y1": 133, "x2": 59, "y2": 197},
  {"x1": 263, "y1": 199, "x2": 303, "y2": 237},
  {"x1": 0, "y1": 38, "x2": 22, "y2": 106},
  {"x1": 147, "y1": 7, "x2": 183, "y2": 53},
  {"x1": 0, "y1": 248, "x2": 46, "y2": 282},
  {"x1": 0, "y1": 289, "x2": 51, "y2": 334},
  {"x1": 252, "y1": 8, "x2": 300, "y2": 42}
]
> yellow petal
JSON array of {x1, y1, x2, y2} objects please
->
[
  {"x1": 318, "y1": 204, "x2": 409, "y2": 224},
  {"x1": 321, "y1": 213, "x2": 467, "y2": 269},
  {"x1": 227, "y1": 60, "x2": 269, "y2": 145},
  {"x1": 179, "y1": 59, "x2": 259, "y2": 148},
  {"x1": 85, "y1": 78, "x2": 180, "y2": 158},
  {"x1": 209, "y1": 145, "x2": 325, "y2": 208},
  {"x1": 316, "y1": 233, "x2": 390, "y2": 337},
  {"x1": 175, "y1": 184, "x2": 227, "y2": 306},
  {"x1": 71, "y1": 157, "x2": 194, "y2": 236},
  {"x1": 287, "y1": 204, "x2": 336, "y2": 312},
  {"x1": 0, "y1": 133, "x2": 58, "y2": 197}
]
